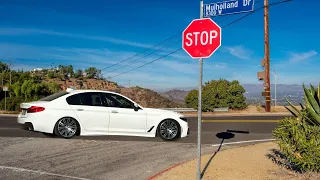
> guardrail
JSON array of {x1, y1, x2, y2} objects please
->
[
  {"x1": 213, "y1": 107, "x2": 229, "y2": 112},
  {"x1": 161, "y1": 107, "x2": 229, "y2": 112},
  {"x1": 161, "y1": 108, "x2": 197, "y2": 112}
]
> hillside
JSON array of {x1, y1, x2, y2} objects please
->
[
  {"x1": 44, "y1": 78, "x2": 183, "y2": 108},
  {"x1": 120, "y1": 87, "x2": 184, "y2": 108},
  {"x1": 158, "y1": 89, "x2": 189, "y2": 105},
  {"x1": 156, "y1": 84, "x2": 307, "y2": 106}
]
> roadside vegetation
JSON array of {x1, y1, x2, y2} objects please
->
[
  {"x1": 0, "y1": 61, "x2": 184, "y2": 111},
  {"x1": 0, "y1": 61, "x2": 108, "y2": 111},
  {"x1": 184, "y1": 79, "x2": 247, "y2": 111},
  {"x1": 272, "y1": 83, "x2": 320, "y2": 172}
]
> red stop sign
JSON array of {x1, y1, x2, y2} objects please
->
[{"x1": 182, "y1": 18, "x2": 222, "y2": 59}]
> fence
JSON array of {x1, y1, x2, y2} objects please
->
[
  {"x1": 161, "y1": 108, "x2": 197, "y2": 112},
  {"x1": 213, "y1": 107, "x2": 229, "y2": 112},
  {"x1": 161, "y1": 107, "x2": 229, "y2": 112}
]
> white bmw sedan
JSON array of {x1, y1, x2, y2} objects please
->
[{"x1": 17, "y1": 89, "x2": 189, "y2": 141}]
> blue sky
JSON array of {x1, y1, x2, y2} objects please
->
[{"x1": 0, "y1": 0, "x2": 319, "y2": 89}]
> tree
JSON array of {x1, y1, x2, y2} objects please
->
[
  {"x1": 85, "y1": 67, "x2": 101, "y2": 79},
  {"x1": 74, "y1": 69, "x2": 83, "y2": 78},
  {"x1": 184, "y1": 79, "x2": 247, "y2": 111},
  {"x1": 66, "y1": 65, "x2": 74, "y2": 77},
  {"x1": 185, "y1": 89, "x2": 198, "y2": 109}
]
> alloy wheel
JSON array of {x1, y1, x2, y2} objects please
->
[
  {"x1": 57, "y1": 117, "x2": 78, "y2": 138},
  {"x1": 159, "y1": 120, "x2": 179, "y2": 140}
]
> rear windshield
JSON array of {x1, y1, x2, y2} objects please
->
[{"x1": 39, "y1": 91, "x2": 69, "y2": 101}]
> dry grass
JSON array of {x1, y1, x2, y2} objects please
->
[{"x1": 154, "y1": 142, "x2": 320, "y2": 180}]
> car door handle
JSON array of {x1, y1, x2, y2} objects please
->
[
  {"x1": 77, "y1": 109, "x2": 84, "y2": 111},
  {"x1": 111, "y1": 110, "x2": 118, "y2": 113}
]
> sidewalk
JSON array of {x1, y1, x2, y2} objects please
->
[{"x1": 149, "y1": 142, "x2": 319, "y2": 180}]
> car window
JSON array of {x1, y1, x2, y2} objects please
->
[
  {"x1": 66, "y1": 92, "x2": 103, "y2": 106},
  {"x1": 39, "y1": 91, "x2": 69, "y2": 101},
  {"x1": 79, "y1": 92, "x2": 103, "y2": 106},
  {"x1": 66, "y1": 94, "x2": 81, "y2": 105},
  {"x1": 101, "y1": 93, "x2": 134, "y2": 109}
]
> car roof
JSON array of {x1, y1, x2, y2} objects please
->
[
  {"x1": 68, "y1": 89, "x2": 118, "y2": 94},
  {"x1": 63, "y1": 88, "x2": 143, "y2": 108}
]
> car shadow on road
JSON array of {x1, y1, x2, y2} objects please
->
[{"x1": 200, "y1": 129, "x2": 249, "y2": 179}]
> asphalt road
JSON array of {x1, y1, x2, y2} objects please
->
[
  {"x1": 0, "y1": 115, "x2": 289, "y2": 144},
  {"x1": 0, "y1": 114, "x2": 290, "y2": 180}
]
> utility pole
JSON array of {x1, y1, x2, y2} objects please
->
[
  {"x1": 1, "y1": 67, "x2": 3, "y2": 87},
  {"x1": 274, "y1": 71, "x2": 277, "y2": 107},
  {"x1": 264, "y1": 0, "x2": 271, "y2": 112},
  {"x1": 272, "y1": 68, "x2": 277, "y2": 107},
  {"x1": 8, "y1": 61, "x2": 12, "y2": 85}
]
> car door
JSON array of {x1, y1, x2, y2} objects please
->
[
  {"x1": 66, "y1": 92, "x2": 110, "y2": 133},
  {"x1": 100, "y1": 92, "x2": 147, "y2": 134}
]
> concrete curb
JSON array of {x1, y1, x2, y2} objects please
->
[
  {"x1": 147, "y1": 160, "x2": 191, "y2": 180},
  {"x1": 146, "y1": 139, "x2": 277, "y2": 180}
]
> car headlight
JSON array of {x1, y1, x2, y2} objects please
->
[{"x1": 180, "y1": 116, "x2": 188, "y2": 122}]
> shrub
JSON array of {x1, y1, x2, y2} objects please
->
[
  {"x1": 272, "y1": 117, "x2": 320, "y2": 172},
  {"x1": 273, "y1": 83, "x2": 320, "y2": 172},
  {"x1": 184, "y1": 79, "x2": 247, "y2": 111}
]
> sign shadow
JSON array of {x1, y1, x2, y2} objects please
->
[{"x1": 200, "y1": 129, "x2": 249, "y2": 179}]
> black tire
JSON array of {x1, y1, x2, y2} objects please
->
[
  {"x1": 42, "y1": 132, "x2": 56, "y2": 138},
  {"x1": 157, "y1": 119, "x2": 181, "y2": 141},
  {"x1": 54, "y1": 117, "x2": 80, "y2": 139}
]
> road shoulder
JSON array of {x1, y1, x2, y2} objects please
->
[{"x1": 151, "y1": 141, "x2": 320, "y2": 180}]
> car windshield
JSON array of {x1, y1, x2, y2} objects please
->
[{"x1": 39, "y1": 91, "x2": 69, "y2": 101}]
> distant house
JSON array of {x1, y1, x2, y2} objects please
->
[
  {"x1": 33, "y1": 68, "x2": 43, "y2": 72},
  {"x1": 82, "y1": 72, "x2": 87, "y2": 77}
]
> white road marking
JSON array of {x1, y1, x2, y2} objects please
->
[
  {"x1": 0, "y1": 165, "x2": 91, "y2": 180},
  {"x1": 212, "y1": 138, "x2": 276, "y2": 147}
]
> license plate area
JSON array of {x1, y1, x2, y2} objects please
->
[{"x1": 21, "y1": 109, "x2": 27, "y2": 115}]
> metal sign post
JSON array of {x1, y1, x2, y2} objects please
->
[
  {"x1": 182, "y1": 1, "x2": 222, "y2": 179},
  {"x1": 197, "y1": 3, "x2": 203, "y2": 180}
]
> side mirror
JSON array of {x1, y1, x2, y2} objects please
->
[{"x1": 133, "y1": 103, "x2": 140, "y2": 111}]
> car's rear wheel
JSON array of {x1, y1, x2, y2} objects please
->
[
  {"x1": 54, "y1": 117, "x2": 79, "y2": 139},
  {"x1": 158, "y1": 119, "x2": 181, "y2": 141}
]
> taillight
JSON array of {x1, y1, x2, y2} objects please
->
[{"x1": 27, "y1": 106, "x2": 45, "y2": 113}]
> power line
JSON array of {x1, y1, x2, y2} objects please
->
[
  {"x1": 224, "y1": 0, "x2": 292, "y2": 28},
  {"x1": 100, "y1": 14, "x2": 235, "y2": 72},
  {"x1": 103, "y1": 8, "x2": 260, "y2": 76},
  {"x1": 110, "y1": 48, "x2": 182, "y2": 78},
  {"x1": 109, "y1": 0, "x2": 290, "y2": 79},
  {"x1": 100, "y1": 32, "x2": 180, "y2": 71},
  {"x1": 105, "y1": 37, "x2": 181, "y2": 74}
]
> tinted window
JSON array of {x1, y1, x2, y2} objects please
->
[
  {"x1": 101, "y1": 93, "x2": 134, "y2": 109},
  {"x1": 78, "y1": 92, "x2": 103, "y2": 106},
  {"x1": 39, "y1": 91, "x2": 69, "y2": 101},
  {"x1": 66, "y1": 94, "x2": 81, "y2": 105}
]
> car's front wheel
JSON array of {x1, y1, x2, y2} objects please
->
[
  {"x1": 54, "y1": 117, "x2": 79, "y2": 139},
  {"x1": 158, "y1": 119, "x2": 181, "y2": 141}
]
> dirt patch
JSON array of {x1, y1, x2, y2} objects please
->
[{"x1": 153, "y1": 142, "x2": 319, "y2": 180}]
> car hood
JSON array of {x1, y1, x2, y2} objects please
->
[{"x1": 142, "y1": 108, "x2": 183, "y2": 116}]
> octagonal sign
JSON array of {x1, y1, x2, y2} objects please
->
[{"x1": 182, "y1": 18, "x2": 222, "y2": 59}]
